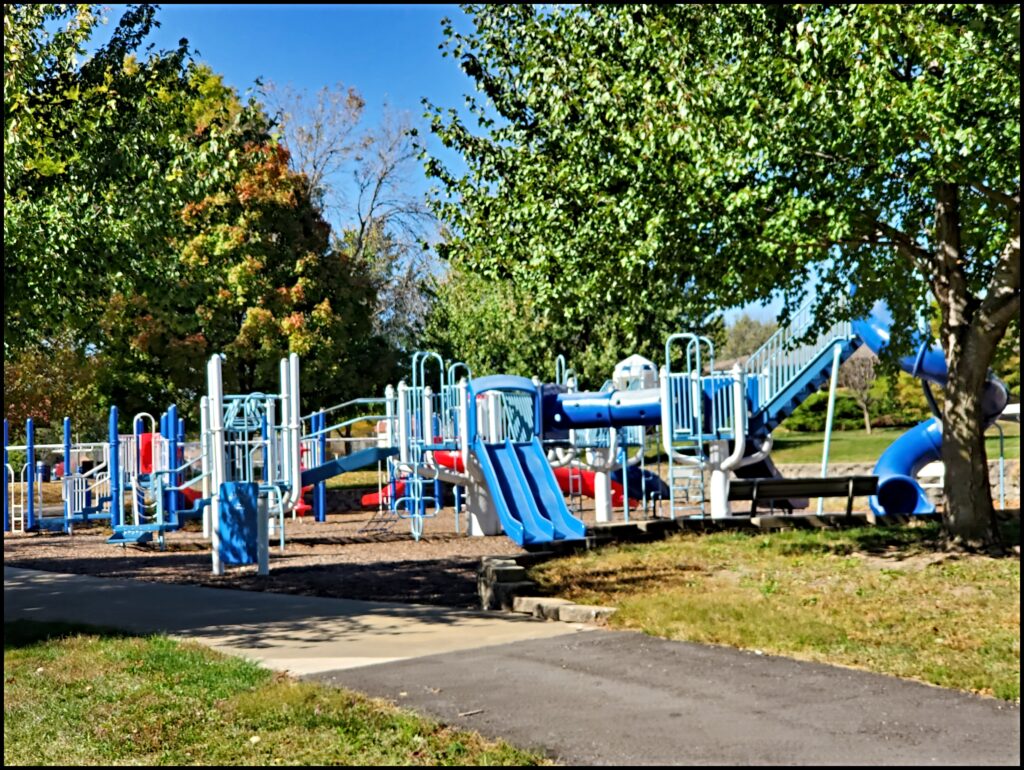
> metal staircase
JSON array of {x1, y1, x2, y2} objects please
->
[
  {"x1": 659, "y1": 298, "x2": 862, "y2": 520},
  {"x1": 744, "y1": 301, "x2": 860, "y2": 437}
]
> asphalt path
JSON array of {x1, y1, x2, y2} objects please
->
[
  {"x1": 5, "y1": 567, "x2": 1020, "y2": 765},
  {"x1": 315, "y1": 631, "x2": 1020, "y2": 766}
]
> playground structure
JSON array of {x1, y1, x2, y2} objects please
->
[
  {"x1": 373, "y1": 296, "x2": 1012, "y2": 547},
  {"x1": 3, "y1": 405, "x2": 210, "y2": 544},
  {"x1": 5, "y1": 295, "x2": 1015, "y2": 566}
]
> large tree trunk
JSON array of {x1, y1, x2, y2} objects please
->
[
  {"x1": 929, "y1": 183, "x2": 1018, "y2": 550},
  {"x1": 940, "y1": 336, "x2": 994, "y2": 547}
]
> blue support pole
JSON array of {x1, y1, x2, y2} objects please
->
[
  {"x1": 315, "y1": 411, "x2": 327, "y2": 522},
  {"x1": 167, "y1": 405, "x2": 179, "y2": 525},
  {"x1": 26, "y1": 419, "x2": 36, "y2": 531},
  {"x1": 3, "y1": 419, "x2": 9, "y2": 532},
  {"x1": 63, "y1": 417, "x2": 72, "y2": 530},
  {"x1": 134, "y1": 417, "x2": 145, "y2": 523},
  {"x1": 109, "y1": 407, "x2": 122, "y2": 528},
  {"x1": 177, "y1": 415, "x2": 186, "y2": 509}
]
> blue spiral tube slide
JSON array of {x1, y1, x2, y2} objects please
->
[{"x1": 852, "y1": 304, "x2": 1009, "y2": 516}]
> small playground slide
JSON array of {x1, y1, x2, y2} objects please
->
[
  {"x1": 472, "y1": 436, "x2": 586, "y2": 546},
  {"x1": 300, "y1": 446, "x2": 398, "y2": 486},
  {"x1": 852, "y1": 307, "x2": 1010, "y2": 516}
]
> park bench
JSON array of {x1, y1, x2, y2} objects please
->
[{"x1": 728, "y1": 475, "x2": 879, "y2": 517}]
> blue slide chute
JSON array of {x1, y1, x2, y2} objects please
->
[
  {"x1": 472, "y1": 437, "x2": 585, "y2": 546},
  {"x1": 853, "y1": 304, "x2": 1009, "y2": 516},
  {"x1": 300, "y1": 446, "x2": 398, "y2": 486}
]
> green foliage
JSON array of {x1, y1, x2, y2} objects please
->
[
  {"x1": 5, "y1": 7, "x2": 402, "y2": 424},
  {"x1": 426, "y1": 5, "x2": 1017, "y2": 355},
  {"x1": 423, "y1": 266, "x2": 722, "y2": 386},
  {"x1": 3, "y1": 333, "x2": 104, "y2": 436},
  {"x1": 780, "y1": 390, "x2": 865, "y2": 432},
  {"x1": 94, "y1": 139, "x2": 397, "y2": 421},
  {"x1": 3, "y1": 5, "x2": 241, "y2": 350},
  {"x1": 782, "y1": 371, "x2": 934, "y2": 433},
  {"x1": 873, "y1": 372, "x2": 936, "y2": 427}
]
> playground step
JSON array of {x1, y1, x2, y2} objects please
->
[{"x1": 106, "y1": 528, "x2": 154, "y2": 545}]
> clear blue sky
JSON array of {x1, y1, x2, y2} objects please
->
[
  {"x1": 104, "y1": 4, "x2": 469, "y2": 199},
  {"x1": 129, "y1": 4, "x2": 464, "y2": 125},
  {"x1": 102, "y1": 4, "x2": 780, "y2": 323}
]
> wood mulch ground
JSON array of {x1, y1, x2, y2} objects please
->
[
  {"x1": 2, "y1": 501, "x2": 535, "y2": 609},
  {"x1": 8, "y1": 482, "x2": 1016, "y2": 609}
]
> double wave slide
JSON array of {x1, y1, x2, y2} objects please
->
[
  {"x1": 852, "y1": 307, "x2": 1010, "y2": 516},
  {"x1": 472, "y1": 436, "x2": 587, "y2": 546}
]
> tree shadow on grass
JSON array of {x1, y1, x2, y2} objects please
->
[
  {"x1": 4, "y1": 619, "x2": 136, "y2": 651},
  {"x1": 777, "y1": 512, "x2": 1020, "y2": 559}
]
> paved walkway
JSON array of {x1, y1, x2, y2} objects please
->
[{"x1": 5, "y1": 567, "x2": 1020, "y2": 765}]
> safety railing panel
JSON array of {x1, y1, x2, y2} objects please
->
[
  {"x1": 475, "y1": 391, "x2": 534, "y2": 445},
  {"x1": 707, "y1": 373, "x2": 739, "y2": 437},
  {"x1": 743, "y1": 299, "x2": 853, "y2": 413},
  {"x1": 667, "y1": 373, "x2": 698, "y2": 441}
]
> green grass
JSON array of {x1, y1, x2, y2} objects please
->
[
  {"x1": 325, "y1": 468, "x2": 382, "y2": 490},
  {"x1": 530, "y1": 523, "x2": 1020, "y2": 701},
  {"x1": 3, "y1": 621, "x2": 548, "y2": 766},
  {"x1": 769, "y1": 422, "x2": 1020, "y2": 464}
]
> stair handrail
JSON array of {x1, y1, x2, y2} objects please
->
[{"x1": 743, "y1": 296, "x2": 853, "y2": 412}]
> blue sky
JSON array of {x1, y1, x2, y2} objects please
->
[
  {"x1": 98, "y1": 4, "x2": 779, "y2": 323},
  {"x1": 108, "y1": 4, "x2": 469, "y2": 189}
]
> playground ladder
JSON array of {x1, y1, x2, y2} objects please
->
[
  {"x1": 10, "y1": 494, "x2": 25, "y2": 532},
  {"x1": 7, "y1": 465, "x2": 27, "y2": 532},
  {"x1": 668, "y1": 451, "x2": 706, "y2": 518},
  {"x1": 566, "y1": 460, "x2": 584, "y2": 514}
]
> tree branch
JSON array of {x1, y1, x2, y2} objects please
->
[
  {"x1": 977, "y1": 206, "x2": 1021, "y2": 334},
  {"x1": 967, "y1": 180, "x2": 1020, "y2": 210},
  {"x1": 874, "y1": 220, "x2": 932, "y2": 272}
]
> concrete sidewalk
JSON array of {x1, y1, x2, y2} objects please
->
[
  {"x1": 3, "y1": 567, "x2": 583, "y2": 675},
  {"x1": 5, "y1": 566, "x2": 1020, "y2": 765}
]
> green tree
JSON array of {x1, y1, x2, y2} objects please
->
[
  {"x1": 95, "y1": 138, "x2": 395, "y2": 421},
  {"x1": 838, "y1": 356, "x2": 879, "y2": 434},
  {"x1": 423, "y1": 266, "x2": 723, "y2": 387},
  {"x1": 2, "y1": 333, "x2": 106, "y2": 443},
  {"x1": 425, "y1": 5, "x2": 1019, "y2": 547},
  {"x1": 4, "y1": 4, "x2": 241, "y2": 351}
]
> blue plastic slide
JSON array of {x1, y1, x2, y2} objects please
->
[
  {"x1": 300, "y1": 446, "x2": 398, "y2": 486},
  {"x1": 852, "y1": 305, "x2": 1009, "y2": 516},
  {"x1": 472, "y1": 436, "x2": 586, "y2": 546}
]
